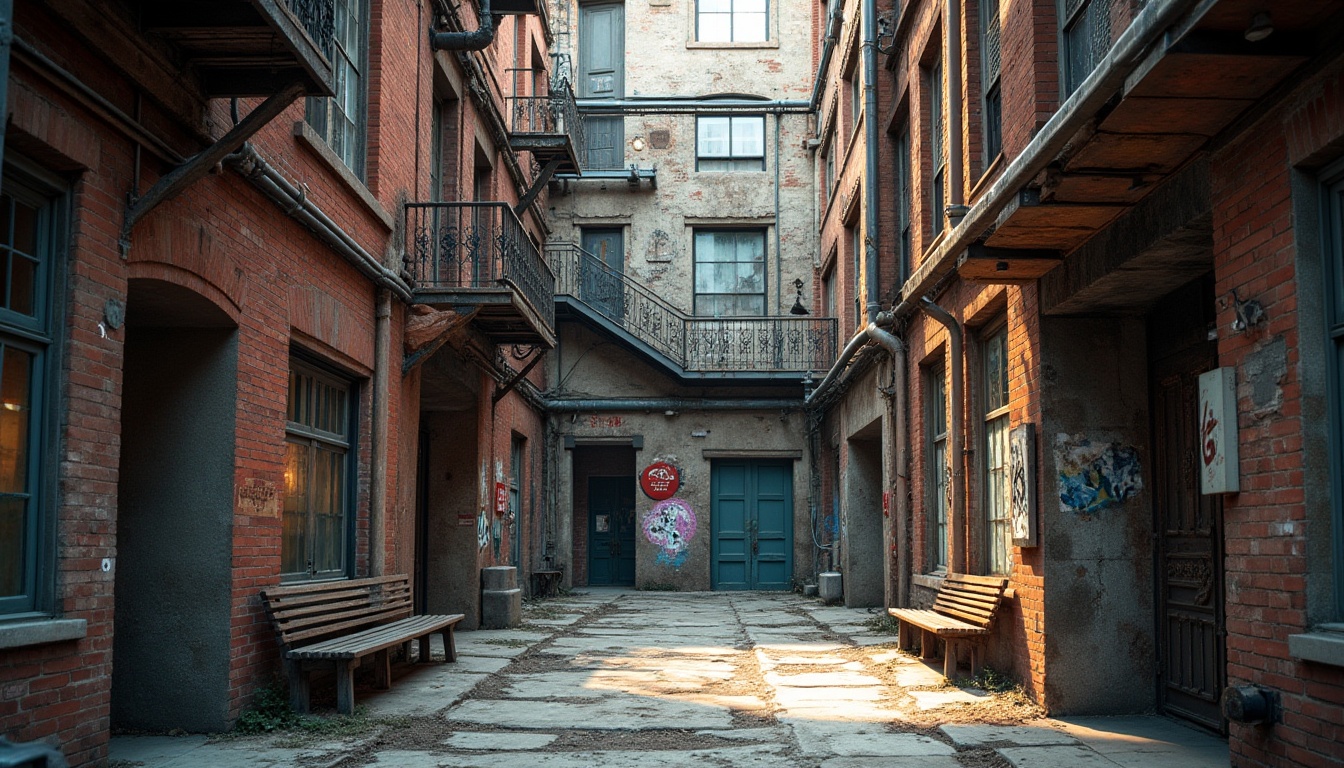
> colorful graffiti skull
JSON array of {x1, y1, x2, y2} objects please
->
[{"x1": 642, "y1": 498, "x2": 697, "y2": 567}]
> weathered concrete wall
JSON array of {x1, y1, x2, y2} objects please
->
[
  {"x1": 423, "y1": 408, "x2": 483, "y2": 629},
  {"x1": 113, "y1": 328, "x2": 237, "y2": 732},
  {"x1": 1039, "y1": 316, "x2": 1155, "y2": 714}
]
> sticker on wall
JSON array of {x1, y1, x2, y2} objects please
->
[
  {"x1": 640, "y1": 461, "x2": 681, "y2": 500},
  {"x1": 643, "y1": 498, "x2": 697, "y2": 567},
  {"x1": 1010, "y1": 424, "x2": 1037, "y2": 546},
  {"x1": 1198, "y1": 367, "x2": 1240, "y2": 494},
  {"x1": 477, "y1": 511, "x2": 490, "y2": 550},
  {"x1": 1055, "y1": 434, "x2": 1143, "y2": 515}
]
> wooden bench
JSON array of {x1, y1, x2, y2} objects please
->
[
  {"x1": 888, "y1": 573, "x2": 1009, "y2": 679},
  {"x1": 261, "y1": 574, "x2": 463, "y2": 715}
]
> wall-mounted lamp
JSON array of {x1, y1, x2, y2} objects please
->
[
  {"x1": 1227, "y1": 290, "x2": 1266, "y2": 333},
  {"x1": 875, "y1": 11, "x2": 897, "y2": 54},
  {"x1": 790, "y1": 278, "x2": 810, "y2": 315},
  {"x1": 1244, "y1": 12, "x2": 1274, "y2": 42},
  {"x1": 631, "y1": 136, "x2": 646, "y2": 152}
]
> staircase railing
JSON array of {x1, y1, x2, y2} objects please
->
[{"x1": 547, "y1": 242, "x2": 837, "y2": 374}]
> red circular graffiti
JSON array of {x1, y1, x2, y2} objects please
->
[{"x1": 640, "y1": 462, "x2": 681, "y2": 500}]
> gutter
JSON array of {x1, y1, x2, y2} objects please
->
[
  {"x1": 809, "y1": 0, "x2": 845, "y2": 112},
  {"x1": 543, "y1": 398, "x2": 801, "y2": 412},
  {"x1": 889, "y1": 0, "x2": 1201, "y2": 319},
  {"x1": 226, "y1": 144, "x2": 413, "y2": 302}
]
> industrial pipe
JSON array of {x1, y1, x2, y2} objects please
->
[
  {"x1": 866, "y1": 324, "x2": 909, "y2": 608},
  {"x1": 861, "y1": 0, "x2": 881, "y2": 321},
  {"x1": 919, "y1": 298, "x2": 964, "y2": 573},
  {"x1": 431, "y1": 0, "x2": 502, "y2": 51},
  {"x1": 579, "y1": 98, "x2": 810, "y2": 114},
  {"x1": 543, "y1": 398, "x2": 802, "y2": 412},
  {"x1": 226, "y1": 145, "x2": 413, "y2": 302},
  {"x1": 370, "y1": 289, "x2": 392, "y2": 575},
  {"x1": 808, "y1": 0, "x2": 845, "y2": 112}
]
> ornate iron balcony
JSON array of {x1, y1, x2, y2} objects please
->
[
  {"x1": 506, "y1": 81, "x2": 584, "y2": 175},
  {"x1": 407, "y1": 203, "x2": 556, "y2": 347},
  {"x1": 547, "y1": 243, "x2": 837, "y2": 376}
]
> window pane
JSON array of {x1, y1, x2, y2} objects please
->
[
  {"x1": 0, "y1": 497, "x2": 25, "y2": 598},
  {"x1": 282, "y1": 442, "x2": 310, "y2": 575},
  {"x1": 698, "y1": 118, "x2": 731, "y2": 156},
  {"x1": 986, "y1": 415, "x2": 1011, "y2": 574},
  {"x1": 933, "y1": 440, "x2": 947, "y2": 569},
  {"x1": 313, "y1": 447, "x2": 345, "y2": 574},
  {"x1": 735, "y1": 231, "x2": 765, "y2": 261},
  {"x1": 11, "y1": 201, "x2": 36, "y2": 256},
  {"x1": 735, "y1": 11, "x2": 768, "y2": 41},
  {"x1": 731, "y1": 117, "x2": 764, "y2": 156},
  {"x1": 10, "y1": 256, "x2": 36, "y2": 317},
  {"x1": 700, "y1": 0, "x2": 731, "y2": 12},
  {"x1": 0, "y1": 347, "x2": 33, "y2": 495},
  {"x1": 699, "y1": 13, "x2": 732, "y2": 42}
]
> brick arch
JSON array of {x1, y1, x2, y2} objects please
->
[{"x1": 125, "y1": 261, "x2": 242, "y2": 327}]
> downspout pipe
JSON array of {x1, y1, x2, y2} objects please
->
[
  {"x1": 861, "y1": 0, "x2": 881, "y2": 322},
  {"x1": 431, "y1": 0, "x2": 502, "y2": 51},
  {"x1": 945, "y1": 0, "x2": 964, "y2": 209},
  {"x1": 919, "y1": 298, "x2": 964, "y2": 574},
  {"x1": 226, "y1": 144, "x2": 413, "y2": 302},
  {"x1": 808, "y1": 0, "x2": 844, "y2": 112},
  {"x1": 371, "y1": 289, "x2": 392, "y2": 576}
]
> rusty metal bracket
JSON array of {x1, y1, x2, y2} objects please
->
[
  {"x1": 492, "y1": 349, "x2": 545, "y2": 405},
  {"x1": 513, "y1": 156, "x2": 564, "y2": 217}
]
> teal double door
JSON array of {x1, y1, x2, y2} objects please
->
[
  {"x1": 588, "y1": 476, "x2": 636, "y2": 586},
  {"x1": 711, "y1": 460, "x2": 793, "y2": 590}
]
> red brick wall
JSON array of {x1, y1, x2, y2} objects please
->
[{"x1": 1209, "y1": 55, "x2": 1344, "y2": 768}]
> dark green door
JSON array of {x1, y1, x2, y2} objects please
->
[
  {"x1": 711, "y1": 461, "x2": 793, "y2": 590},
  {"x1": 588, "y1": 476, "x2": 635, "y2": 585}
]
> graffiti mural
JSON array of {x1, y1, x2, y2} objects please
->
[
  {"x1": 1056, "y1": 434, "x2": 1143, "y2": 514},
  {"x1": 642, "y1": 498, "x2": 697, "y2": 567}
]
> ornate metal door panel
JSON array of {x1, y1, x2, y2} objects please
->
[{"x1": 1150, "y1": 279, "x2": 1226, "y2": 733}]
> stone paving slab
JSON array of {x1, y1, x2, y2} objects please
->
[
  {"x1": 894, "y1": 664, "x2": 946, "y2": 688},
  {"x1": 548, "y1": 637, "x2": 743, "y2": 655},
  {"x1": 458, "y1": 630, "x2": 552, "y2": 643},
  {"x1": 524, "y1": 617, "x2": 583, "y2": 626},
  {"x1": 368, "y1": 747, "x2": 795, "y2": 768},
  {"x1": 361, "y1": 671, "x2": 488, "y2": 716},
  {"x1": 999, "y1": 745, "x2": 1126, "y2": 767},
  {"x1": 443, "y1": 732, "x2": 558, "y2": 750},
  {"x1": 786, "y1": 718, "x2": 954, "y2": 757},
  {"x1": 764, "y1": 671, "x2": 881, "y2": 687},
  {"x1": 754, "y1": 651, "x2": 851, "y2": 668},
  {"x1": 773, "y1": 686, "x2": 885, "y2": 706},
  {"x1": 442, "y1": 696, "x2": 737, "y2": 730},
  {"x1": 454, "y1": 643, "x2": 534, "y2": 658},
  {"x1": 778, "y1": 704, "x2": 908, "y2": 723},
  {"x1": 820, "y1": 757, "x2": 964, "y2": 768},
  {"x1": 907, "y1": 688, "x2": 990, "y2": 709},
  {"x1": 107, "y1": 736, "x2": 319, "y2": 768},
  {"x1": 939, "y1": 723, "x2": 1079, "y2": 747},
  {"x1": 753, "y1": 640, "x2": 848, "y2": 653}
]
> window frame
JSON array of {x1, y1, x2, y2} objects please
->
[
  {"x1": 980, "y1": 0, "x2": 1003, "y2": 161},
  {"x1": 981, "y1": 323, "x2": 1012, "y2": 576},
  {"x1": 0, "y1": 160, "x2": 65, "y2": 619},
  {"x1": 695, "y1": 0, "x2": 770, "y2": 43},
  {"x1": 304, "y1": 0, "x2": 369, "y2": 178},
  {"x1": 692, "y1": 228, "x2": 768, "y2": 317},
  {"x1": 926, "y1": 362, "x2": 949, "y2": 573},
  {"x1": 895, "y1": 125, "x2": 912, "y2": 281},
  {"x1": 282, "y1": 357, "x2": 359, "y2": 582},
  {"x1": 1320, "y1": 163, "x2": 1344, "y2": 619},
  {"x1": 696, "y1": 115, "x2": 766, "y2": 172},
  {"x1": 927, "y1": 54, "x2": 946, "y2": 237},
  {"x1": 1060, "y1": 0, "x2": 1112, "y2": 98}
]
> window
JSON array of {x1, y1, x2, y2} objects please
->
[
  {"x1": 585, "y1": 116, "x2": 625, "y2": 169},
  {"x1": 928, "y1": 54, "x2": 946, "y2": 237},
  {"x1": 284, "y1": 361, "x2": 355, "y2": 580},
  {"x1": 825, "y1": 137, "x2": 835, "y2": 195},
  {"x1": 981, "y1": 0, "x2": 1003, "y2": 160},
  {"x1": 509, "y1": 436, "x2": 524, "y2": 567},
  {"x1": 896, "y1": 127, "x2": 912, "y2": 280},
  {"x1": 697, "y1": 0, "x2": 768, "y2": 42},
  {"x1": 0, "y1": 169, "x2": 60, "y2": 616},
  {"x1": 305, "y1": 0, "x2": 367, "y2": 176},
  {"x1": 697, "y1": 116, "x2": 765, "y2": 171},
  {"x1": 983, "y1": 326, "x2": 1011, "y2": 575},
  {"x1": 1322, "y1": 166, "x2": 1344, "y2": 618},
  {"x1": 849, "y1": 66, "x2": 862, "y2": 131},
  {"x1": 580, "y1": 3, "x2": 624, "y2": 97},
  {"x1": 1062, "y1": 0, "x2": 1112, "y2": 97},
  {"x1": 429, "y1": 96, "x2": 459, "y2": 202},
  {"x1": 927, "y1": 364, "x2": 949, "y2": 572},
  {"x1": 822, "y1": 263, "x2": 836, "y2": 318},
  {"x1": 694, "y1": 230, "x2": 766, "y2": 316},
  {"x1": 851, "y1": 223, "x2": 863, "y2": 328}
]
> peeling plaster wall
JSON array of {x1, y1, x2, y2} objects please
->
[{"x1": 1039, "y1": 317, "x2": 1156, "y2": 714}]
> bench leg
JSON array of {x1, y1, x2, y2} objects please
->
[
  {"x1": 443, "y1": 626, "x2": 458, "y2": 662},
  {"x1": 402, "y1": 640, "x2": 412, "y2": 663},
  {"x1": 943, "y1": 639, "x2": 959, "y2": 679},
  {"x1": 417, "y1": 635, "x2": 431, "y2": 663},
  {"x1": 897, "y1": 620, "x2": 910, "y2": 651},
  {"x1": 968, "y1": 642, "x2": 982, "y2": 680},
  {"x1": 286, "y1": 659, "x2": 311, "y2": 715},
  {"x1": 920, "y1": 629, "x2": 938, "y2": 660},
  {"x1": 374, "y1": 649, "x2": 391, "y2": 690},
  {"x1": 336, "y1": 659, "x2": 359, "y2": 715}
]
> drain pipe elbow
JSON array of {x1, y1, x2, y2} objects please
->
[
  {"x1": 432, "y1": 0, "x2": 502, "y2": 51},
  {"x1": 919, "y1": 298, "x2": 965, "y2": 573}
]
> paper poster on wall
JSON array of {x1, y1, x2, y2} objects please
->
[
  {"x1": 596, "y1": 514, "x2": 610, "y2": 533},
  {"x1": 1198, "y1": 367, "x2": 1240, "y2": 494},
  {"x1": 1010, "y1": 423, "x2": 1037, "y2": 547}
]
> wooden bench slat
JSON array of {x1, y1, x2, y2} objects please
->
[
  {"x1": 943, "y1": 574, "x2": 1010, "y2": 589},
  {"x1": 262, "y1": 573, "x2": 409, "y2": 598},
  {"x1": 270, "y1": 594, "x2": 412, "y2": 625},
  {"x1": 288, "y1": 615, "x2": 464, "y2": 659},
  {"x1": 280, "y1": 607, "x2": 414, "y2": 645},
  {"x1": 265, "y1": 587, "x2": 412, "y2": 617}
]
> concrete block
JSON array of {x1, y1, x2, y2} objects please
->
[
  {"x1": 482, "y1": 565, "x2": 518, "y2": 590},
  {"x1": 818, "y1": 572, "x2": 843, "y2": 602},
  {"x1": 803, "y1": 584, "x2": 819, "y2": 596},
  {"x1": 481, "y1": 566, "x2": 522, "y2": 628}
]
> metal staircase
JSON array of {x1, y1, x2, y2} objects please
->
[{"x1": 546, "y1": 243, "x2": 837, "y2": 382}]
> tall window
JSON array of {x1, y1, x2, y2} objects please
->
[
  {"x1": 697, "y1": 116, "x2": 765, "y2": 171},
  {"x1": 1061, "y1": 0, "x2": 1112, "y2": 97},
  {"x1": 697, "y1": 0, "x2": 768, "y2": 42},
  {"x1": 825, "y1": 136, "x2": 835, "y2": 194},
  {"x1": 981, "y1": 0, "x2": 1003, "y2": 160},
  {"x1": 896, "y1": 127, "x2": 912, "y2": 280},
  {"x1": 850, "y1": 222, "x2": 862, "y2": 328},
  {"x1": 928, "y1": 55, "x2": 946, "y2": 237},
  {"x1": 693, "y1": 230, "x2": 766, "y2": 316},
  {"x1": 0, "y1": 170, "x2": 59, "y2": 616},
  {"x1": 1321, "y1": 165, "x2": 1344, "y2": 618},
  {"x1": 983, "y1": 326, "x2": 1011, "y2": 575},
  {"x1": 849, "y1": 65, "x2": 861, "y2": 131},
  {"x1": 927, "y1": 365, "x2": 949, "y2": 572},
  {"x1": 585, "y1": 116, "x2": 624, "y2": 169},
  {"x1": 284, "y1": 362, "x2": 355, "y2": 580},
  {"x1": 509, "y1": 435, "x2": 524, "y2": 567},
  {"x1": 822, "y1": 263, "x2": 836, "y2": 318},
  {"x1": 430, "y1": 96, "x2": 459, "y2": 202},
  {"x1": 305, "y1": 0, "x2": 367, "y2": 176}
]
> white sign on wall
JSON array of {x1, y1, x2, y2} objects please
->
[{"x1": 1198, "y1": 367, "x2": 1239, "y2": 495}]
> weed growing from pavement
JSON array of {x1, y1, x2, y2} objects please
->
[
  {"x1": 861, "y1": 613, "x2": 902, "y2": 634},
  {"x1": 227, "y1": 683, "x2": 412, "y2": 745}
]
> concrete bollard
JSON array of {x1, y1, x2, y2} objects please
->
[
  {"x1": 818, "y1": 571, "x2": 843, "y2": 603},
  {"x1": 481, "y1": 566, "x2": 522, "y2": 629}
]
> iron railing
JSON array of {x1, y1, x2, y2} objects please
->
[
  {"x1": 507, "y1": 81, "x2": 585, "y2": 153},
  {"x1": 406, "y1": 202, "x2": 555, "y2": 330},
  {"x1": 548, "y1": 243, "x2": 837, "y2": 374},
  {"x1": 286, "y1": 0, "x2": 335, "y2": 59}
]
